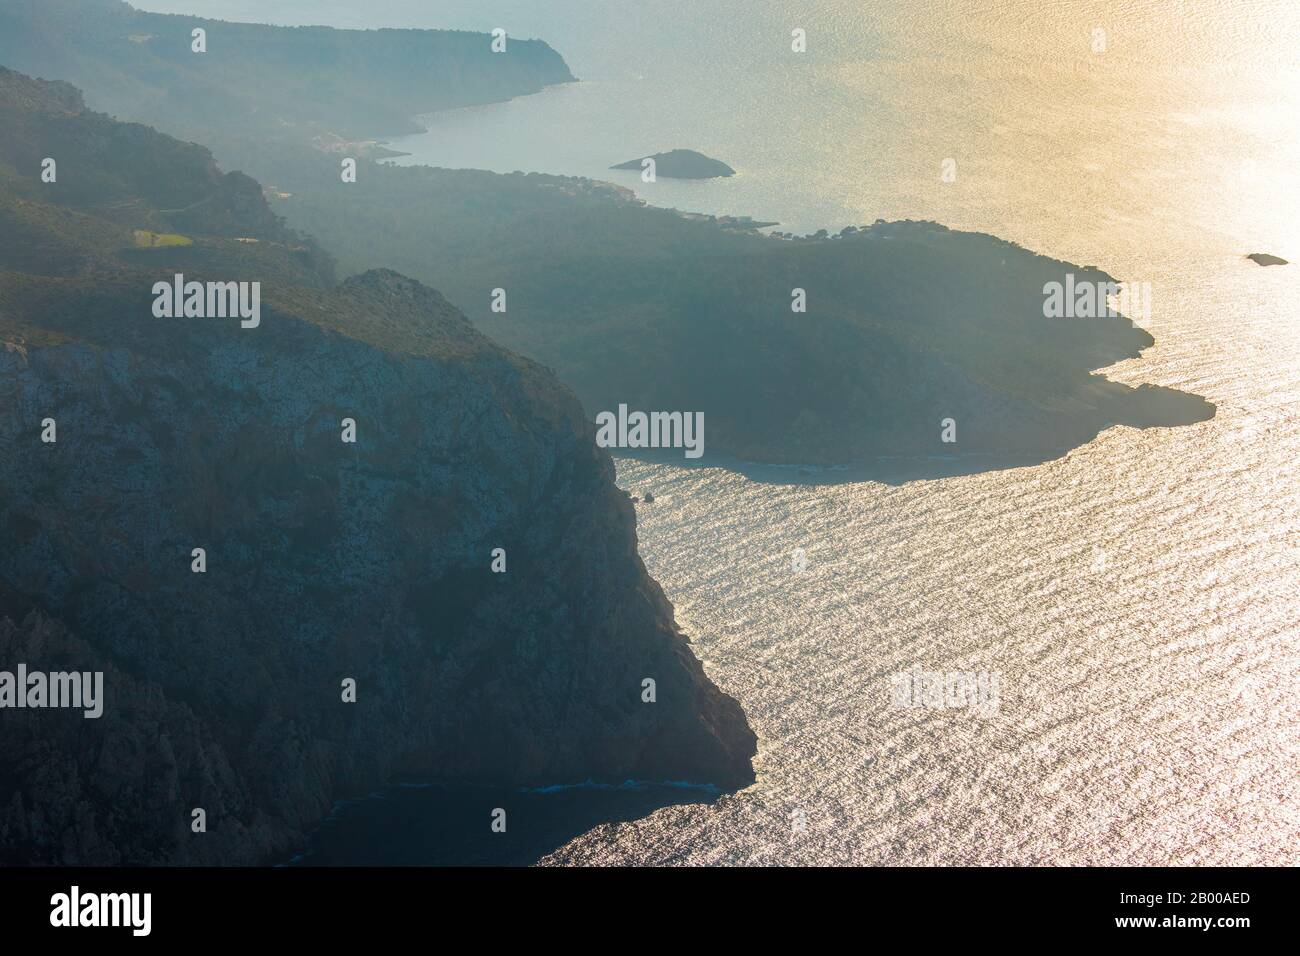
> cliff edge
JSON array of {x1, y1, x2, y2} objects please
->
[{"x1": 0, "y1": 68, "x2": 754, "y2": 865}]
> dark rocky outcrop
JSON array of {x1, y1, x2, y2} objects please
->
[
  {"x1": 611, "y1": 149, "x2": 736, "y2": 179},
  {"x1": 1247, "y1": 253, "x2": 1288, "y2": 266},
  {"x1": 0, "y1": 69, "x2": 755, "y2": 866}
]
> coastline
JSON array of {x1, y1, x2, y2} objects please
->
[{"x1": 284, "y1": 780, "x2": 721, "y2": 867}]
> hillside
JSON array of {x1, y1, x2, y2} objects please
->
[
  {"x1": 262, "y1": 152, "x2": 1216, "y2": 466},
  {"x1": 0, "y1": 0, "x2": 575, "y2": 144},
  {"x1": 0, "y1": 2, "x2": 1216, "y2": 467},
  {"x1": 0, "y1": 68, "x2": 755, "y2": 865}
]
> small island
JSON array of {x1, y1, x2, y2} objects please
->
[
  {"x1": 611, "y1": 149, "x2": 735, "y2": 179},
  {"x1": 1247, "y1": 253, "x2": 1288, "y2": 266}
]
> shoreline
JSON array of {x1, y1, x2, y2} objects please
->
[
  {"x1": 283, "y1": 779, "x2": 721, "y2": 867},
  {"x1": 616, "y1": 448, "x2": 1076, "y2": 487}
]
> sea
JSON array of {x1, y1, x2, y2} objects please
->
[{"x1": 138, "y1": 0, "x2": 1299, "y2": 865}]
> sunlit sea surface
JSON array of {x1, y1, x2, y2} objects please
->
[{"x1": 141, "y1": 0, "x2": 1299, "y2": 864}]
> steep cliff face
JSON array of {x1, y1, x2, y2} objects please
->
[{"x1": 0, "y1": 71, "x2": 755, "y2": 865}]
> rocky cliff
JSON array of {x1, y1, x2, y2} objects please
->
[{"x1": 0, "y1": 69, "x2": 754, "y2": 865}]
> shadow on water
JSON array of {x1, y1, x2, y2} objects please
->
[{"x1": 286, "y1": 780, "x2": 719, "y2": 867}]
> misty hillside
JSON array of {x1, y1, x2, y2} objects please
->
[
  {"x1": 0, "y1": 1, "x2": 1216, "y2": 467},
  {"x1": 0, "y1": 0, "x2": 574, "y2": 142},
  {"x1": 0, "y1": 67, "x2": 755, "y2": 865},
  {"x1": 267, "y1": 151, "x2": 1216, "y2": 466}
]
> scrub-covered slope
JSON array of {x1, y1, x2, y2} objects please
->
[{"x1": 0, "y1": 68, "x2": 754, "y2": 865}]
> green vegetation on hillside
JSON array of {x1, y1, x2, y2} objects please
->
[
  {"x1": 132, "y1": 229, "x2": 192, "y2": 247},
  {"x1": 242, "y1": 147, "x2": 1213, "y2": 464},
  {"x1": 0, "y1": 65, "x2": 335, "y2": 288}
]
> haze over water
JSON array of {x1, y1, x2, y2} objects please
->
[{"x1": 141, "y1": 0, "x2": 1300, "y2": 864}]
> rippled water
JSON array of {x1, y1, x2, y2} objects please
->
[
  {"x1": 138, "y1": 0, "x2": 1300, "y2": 863},
  {"x1": 559, "y1": 335, "x2": 1299, "y2": 864}
]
